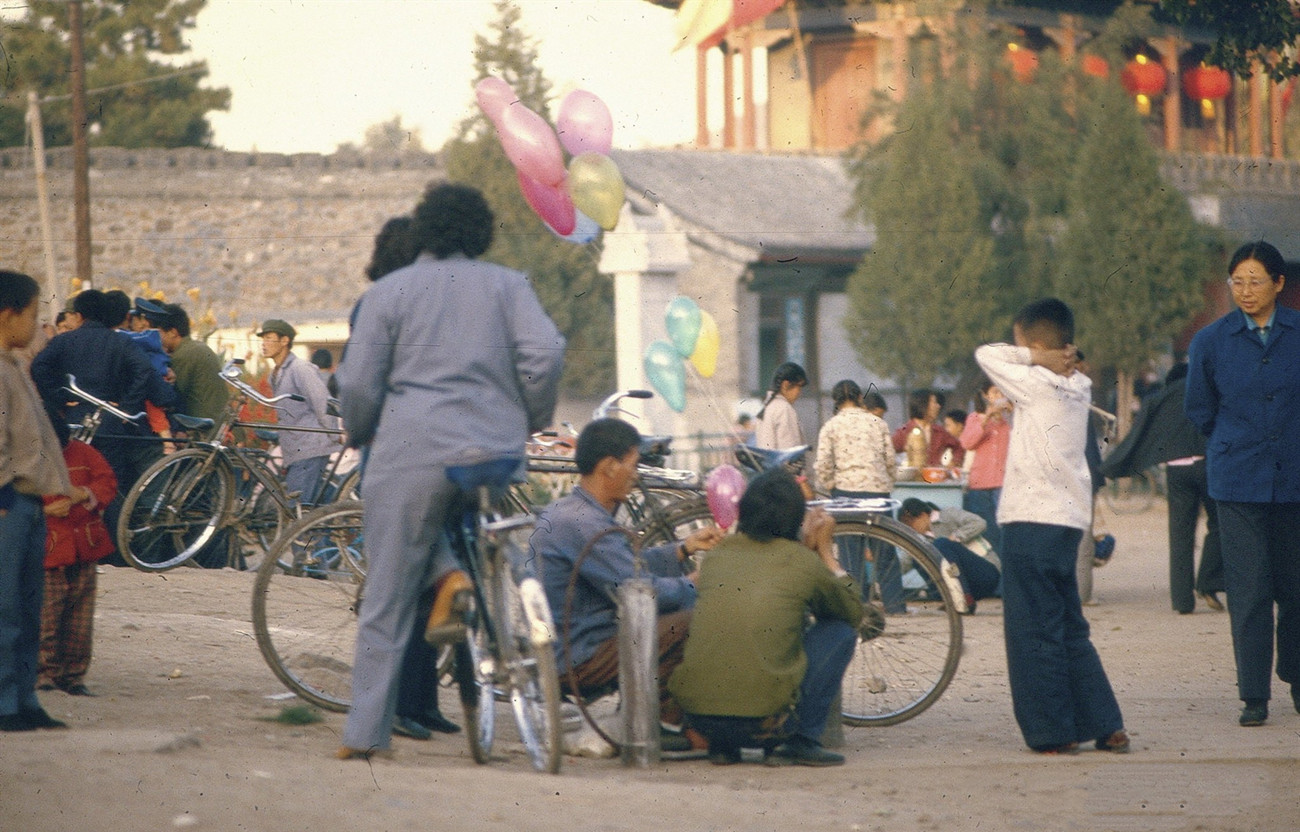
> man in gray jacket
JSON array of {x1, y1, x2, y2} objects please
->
[
  {"x1": 258, "y1": 318, "x2": 339, "y2": 505},
  {"x1": 335, "y1": 183, "x2": 565, "y2": 758}
]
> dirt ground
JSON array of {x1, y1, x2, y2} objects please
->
[{"x1": 3, "y1": 503, "x2": 1298, "y2": 832}]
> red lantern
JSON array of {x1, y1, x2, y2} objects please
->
[
  {"x1": 1081, "y1": 54, "x2": 1109, "y2": 78},
  {"x1": 1006, "y1": 44, "x2": 1039, "y2": 82},
  {"x1": 1120, "y1": 55, "x2": 1167, "y2": 96},
  {"x1": 1182, "y1": 65, "x2": 1232, "y2": 100}
]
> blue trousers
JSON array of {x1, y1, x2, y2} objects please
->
[
  {"x1": 1216, "y1": 501, "x2": 1300, "y2": 702},
  {"x1": 932, "y1": 538, "x2": 1002, "y2": 601},
  {"x1": 1000, "y1": 522, "x2": 1123, "y2": 749},
  {"x1": 0, "y1": 495, "x2": 47, "y2": 717},
  {"x1": 831, "y1": 489, "x2": 903, "y2": 610},
  {"x1": 686, "y1": 619, "x2": 857, "y2": 750},
  {"x1": 284, "y1": 454, "x2": 330, "y2": 507},
  {"x1": 962, "y1": 487, "x2": 1002, "y2": 553}
]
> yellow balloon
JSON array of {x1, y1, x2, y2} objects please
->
[
  {"x1": 567, "y1": 152, "x2": 625, "y2": 231},
  {"x1": 689, "y1": 310, "x2": 720, "y2": 378}
]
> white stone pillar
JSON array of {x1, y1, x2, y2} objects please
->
[{"x1": 599, "y1": 204, "x2": 691, "y2": 435}]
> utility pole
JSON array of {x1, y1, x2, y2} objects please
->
[
  {"x1": 26, "y1": 91, "x2": 63, "y2": 321},
  {"x1": 69, "y1": 0, "x2": 93, "y2": 289}
]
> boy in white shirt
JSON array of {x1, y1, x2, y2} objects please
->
[{"x1": 974, "y1": 298, "x2": 1128, "y2": 754}]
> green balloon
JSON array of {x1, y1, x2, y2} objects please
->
[
  {"x1": 665, "y1": 295, "x2": 702, "y2": 358},
  {"x1": 644, "y1": 339, "x2": 687, "y2": 412}
]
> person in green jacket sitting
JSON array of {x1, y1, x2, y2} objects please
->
[{"x1": 668, "y1": 468, "x2": 864, "y2": 766}]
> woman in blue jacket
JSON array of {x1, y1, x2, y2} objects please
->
[{"x1": 1185, "y1": 240, "x2": 1300, "y2": 728}]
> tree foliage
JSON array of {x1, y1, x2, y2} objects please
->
[
  {"x1": 1158, "y1": 0, "x2": 1300, "y2": 81},
  {"x1": 845, "y1": 6, "x2": 1211, "y2": 391},
  {"x1": 0, "y1": 0, "x2": 229, "y2": 148},
  {"x1": 845, "y1": 76, "x2": 1002, "y2": 390},
  {"x1": 441, "y1": 0, "x2": 614, "y2": 397},
  {"x1": 1055, "y1": 78, "x2": 1208, "y2": 374}
]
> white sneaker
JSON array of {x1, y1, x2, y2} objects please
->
[{"x1": 940, "y1": 560, "x2": 969, "y2": 614}]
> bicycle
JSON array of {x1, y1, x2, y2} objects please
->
[
  {"x1": 1093, "y1": 406, "x2": 1160, "y2": 515},
  {"x1": 115, "y1": 359, "x2": 356, "y2": 572},
  {"x1": 59, "y1": 374, "x2": 147, "y2": 444},
  {"x1": 716, "y1": 444, "x2": 963, "y2": 727},
  {"x1": 252, "y1": 458, "x2": 562, "y2": 773}
]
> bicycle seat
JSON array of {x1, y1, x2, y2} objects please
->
[
  {"x1": 446, "y1": 457, "x2": 526, "y2": 493},
  {"x1": 733, "y1": 444, "x2": 809, "y2": 473},
  {"x1": 254, "y1": 428, "x2": 279, "y2": 443},
  {"x1": 639, "y1": 434, "x2": 672, "y2": 467},
  {"x1": 173, "y1": 413, "x2": 215, "y2": 432}
]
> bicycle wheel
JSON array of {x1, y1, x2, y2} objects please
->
[
  {"x1": 251, "y1": 501, "x2": 365, "y2": 712},
  {"x1": 494, "y1": 536, "x2": 562, "y2": 774},
  {"x1": 635, "y1": 495, "x2": 713, "y2": 547},
  {"x1": 834, "y1": 516, "x2": 962, "y2": 727},
  {"x1": 117, "y1": 448, "x2": 234, "y2": 571},
  {"x1": 231, "y1": 456, "x2": 293, "y2": 571},
  {"x1": 459, "y1": 600, "x2": 496, "y2": 765},
  {"x1": 1101, "y1": 472, "x2": 1156, "y2": 514}
]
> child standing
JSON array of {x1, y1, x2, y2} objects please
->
[
  {"x1": 39, "y1": 423, "x2": 117, "y2": 696},
  {"x1": 0, "y1": 270, "x2": 73, "y2": 732},
  {"x1": 974, "y1": 298, "x2": 1128, "y2": 754}
]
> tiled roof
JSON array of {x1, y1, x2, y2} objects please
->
[{"x1": 609, "y1": 148, "x2": 875, "y2": 263}]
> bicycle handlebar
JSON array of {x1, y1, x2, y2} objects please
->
[
  {"x1": 220, "y1": 359, "x2": 306, "y2": 406},
  {"x1": 592, "y1": 389, "x2": 653, "y2": 420},
  {"x1": 63, "y1": 375, "x2": 146, "y2": 424}
]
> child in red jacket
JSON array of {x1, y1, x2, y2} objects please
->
[{"x1": 39, "y1": 432, "x2": 117, "y2": 696}]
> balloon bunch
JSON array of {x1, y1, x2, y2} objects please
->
[
  {"x1": 642, "y1": 296, "x2": 720, "y2": 413},
  {"x1": 475, "y1": 77, "x2": 626, "y2": 242}
]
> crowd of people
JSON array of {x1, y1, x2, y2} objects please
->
[{"x1": 3, "y1": 222, "x2": 1296, "y2": 768}]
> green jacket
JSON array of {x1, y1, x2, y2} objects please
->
[
  {"x1": 668, "y1": 533, "x2": 863, "y2": 718},
  {"x1": 171, "y1": 338, "x2": 229, "y2": 423}
]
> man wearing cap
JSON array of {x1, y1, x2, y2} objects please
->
[{"x1": 259, "y1": 319, "x2": 339, "y2": 505}]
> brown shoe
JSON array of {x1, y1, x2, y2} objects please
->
[
  {"x1": 1095, "y1": 730, "x2": 1130, "y2": 753},
  {"x1": 425, "y1": 570, "x2": 474, "y2": 646},
  {"x1": 336, "y1": 746, "x2": 393, "y2": 761}
]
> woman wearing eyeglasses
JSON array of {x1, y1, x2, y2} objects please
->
[{"x1": 1185, "y1": 240, "x2": 1300, "y2": 728}]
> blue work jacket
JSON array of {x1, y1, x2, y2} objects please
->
[{"x1": 1185, "y1": 305, "x2": 1300, "y2": 503}]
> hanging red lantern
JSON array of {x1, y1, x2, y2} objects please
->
[
  {"x1": 1081, "y1": 54, "x2": 1109, "y2": 78},
  {"x1": 1005, "y1": 44, "x2": 1039, "y2": 82},
  {"x1": 1120, "y1": 55, "x2": 1167, "y2": 96},
  {"x1": 1182, "y1": 65, "x2": 1232, "y2": 100}
]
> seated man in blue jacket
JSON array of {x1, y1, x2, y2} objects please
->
[{"x1": 530, "y1": 418, "x2": 723, "y2": 751}]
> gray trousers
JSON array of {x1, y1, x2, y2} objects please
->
[{"x1": 342, "y1": 464, "x2": 459, "y2": 751}]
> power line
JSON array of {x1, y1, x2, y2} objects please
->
[{"x1": 3, "y1": 63, "x2": 211, "y2": 104}]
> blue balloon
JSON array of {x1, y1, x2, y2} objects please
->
[
  {"x1": 557, "y1": 209, "x2": 601, "y2": 244},
  {"x1": 665, "y1": 295, "x2": 702, "y2": 358},
  {"x1": 643, "y1": 339, "x2": 687, "y2": 412}
]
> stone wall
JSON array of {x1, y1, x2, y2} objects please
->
[{"x1": 0, "y1": 147, "x2": 443, "y2": 327}]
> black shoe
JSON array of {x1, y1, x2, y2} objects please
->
[
  {"x1": 659, "y1": 727, "x2": 694, "y2": 753},
  {"x1": 1239, "y1": 701, "x2": 1268, "y2": 727},
  {"x1": 766, "y1": 736, "x2": 845, "y2": 767},
  {"x1": 392, "y1": 715, "x2": 432, "y2": 740},
  {"x1": 1198, "y1": 592, "x2": 1225, "y2": 612},
  {"x1": 20, "y1": 708, "x2": 68, "y2": 729},
  {"x1": 708, "y1": 746, "x2": 742, "y2": 766},
  {"x1": 1292, "y1": 688, "x2": 1300, "y2": 716},
  {"x1": 36, "y1": 683, "x2": 56, "y2": 692},
  {"x1": 0, "y1": 713, "x2": 37, "y2": 732},
  {"x1": 61, "y1": 684, "x2": 96, "y2": 697},
  {"x1": 414, "y1": 711, "x2": 461, "y2": 734}
]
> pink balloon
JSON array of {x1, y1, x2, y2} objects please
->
[
  {"x1": 475, "y1": 76, "x2": 517, "y2": 126},
  {"x1": 517, "y1": 170, "x2": 576, "y2": 236},
  {"x1": 706, "y1": 465, "x2": 746, "y2": 530},
  {"x1": 498, "y1": 104, "x2": 567, "y2": 187},
  {"x1": 557, "y1": 90, "x2": 613, "y2": 157}
]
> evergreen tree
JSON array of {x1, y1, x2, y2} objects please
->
[
  {"x1": 0, "y1": 0, "x2": 229, "y2": 148},
  {"x1": 844, "y1": 78, "x2": 1001, "y2": 390},
  {"x1": 1054, "y1": 76, "x2": 1209, "y2": 379},
  {"x1": 440, "y1": 0, "x2": 614, "y2": 397}
]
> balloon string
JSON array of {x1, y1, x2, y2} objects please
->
[{"x1": 682, "y1": 357, "x2": 745, "y2": 445}]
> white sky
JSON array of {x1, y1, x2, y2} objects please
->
[{"x1": 186, "y1": 0, "x2": 699, "y2": 154}]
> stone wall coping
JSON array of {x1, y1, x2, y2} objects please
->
[{"x1": 0, "y1": 146, "x2": 440, "y2": 172}]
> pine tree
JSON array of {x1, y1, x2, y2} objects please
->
[
  {"x1": 440, "y1": 0, "x2": 614, "y2": 397},
  {"x1": 1054, "y1": 76, "x2": 1209, "y2": 392},
  {"x1": 0, "y1": 0, "x2": 229, "y2": 148}
]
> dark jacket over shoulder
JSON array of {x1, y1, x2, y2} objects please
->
[
  {"x1": 1185, "y1": 306, "x2": 1300, "y2": 503},
  {"x1": 1101, "y1": 376, "x2": 1204, "y2": 479},
  {"x1": 31, "y1": 321, "x2": 176, "y2": 435}
]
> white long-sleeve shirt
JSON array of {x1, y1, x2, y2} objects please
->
[{"x1": 973, "y1": 343, "x2": 1092, "y2": 531}]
